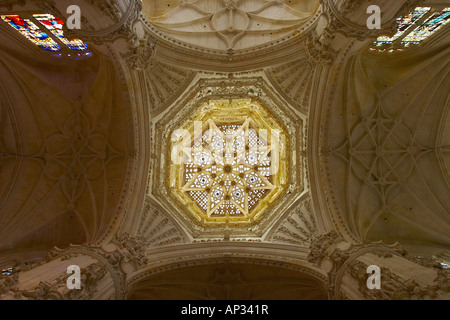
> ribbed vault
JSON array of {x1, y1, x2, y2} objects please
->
[{"x1": 127, "y1": 260, "x2": 328, "y2": 300}]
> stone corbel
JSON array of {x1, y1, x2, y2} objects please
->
[{"x1": 125, "y1": 34, "x2": 157, "y2": 71}]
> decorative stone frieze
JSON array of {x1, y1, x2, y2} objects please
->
[{"x1": 305, "y1": 233, "x2": 450, "y2": 300}]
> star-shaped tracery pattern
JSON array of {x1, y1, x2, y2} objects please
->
[
  {"x1": 332, "y1": 97, "x2": 425, "y2": 206},
  {"x1": 182, "y1": 118, "x2": 275, "y2": 217}
]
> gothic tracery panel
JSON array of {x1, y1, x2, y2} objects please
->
[
  {"x1": 183, "y1": 118, "x2": 275, "y2": 217},
  {"x1": 170, "y1": 98, "x2": 288, "y2": 227}
]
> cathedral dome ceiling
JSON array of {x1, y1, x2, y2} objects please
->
[
  {"x1": 150, "y1": 75, "x2": 306, "y2": 239},
  {"x1": 0, "y1": 0, "x2": 449, "y2": 282}
]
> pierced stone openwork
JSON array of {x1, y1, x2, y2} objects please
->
[
  {"x1": 183, "y1": 117, "x2": 275, "y2": 217},
  {"x1": 169, "y1": 99, "x2": 288, "y2": 227}
]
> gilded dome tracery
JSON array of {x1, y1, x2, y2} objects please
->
[
  {"x1": 170, "y1": 99, "x2": 288, "y2": 226},
  {"x1": 151, "y1": 76, "x2": 305, "y2": 238}
]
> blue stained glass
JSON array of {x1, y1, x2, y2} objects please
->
[
  {"x1": 402, "y1": 8, "x2": 450, "y2": 46},
  {"x1": 1, "y1": 268, "x2": 13, "y2": 276},
  {"x1": 33, "y1": 14, "x2": 88, "y2": 52},
  {"x1": 1, "y1": 15, "x2": 61, "y2": 51}
]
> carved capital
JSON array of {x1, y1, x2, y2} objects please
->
[
  {"x1": 303, "y1": 32, "x2": 337, "y2": 65},
  {"x1": 307, "y1": 231, "x2": 342, "y2": 266},
  {"x1": 112, "y1": 233, "x2": 150, "y2": 269}
]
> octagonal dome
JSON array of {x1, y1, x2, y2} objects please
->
[
  {"x1": 151, "y1": 75, "x2": 305, "y2": 239},
  {"x1": 169, "y1": 98, "x2": 288, "y2": 227}
]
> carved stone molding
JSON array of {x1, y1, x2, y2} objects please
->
[
  {"x1": 266, "y1": 58, "x2": 317, "y2": 114},
  {"x1": 304, "y1": 33, "x2": 337, "y2": 65},
  {"x1": 320, "y1": 0, "x2": 376, "y2": 42},
  {"x1": 0, "y1": 273, "x2": 20, "y2": 298},
  {"x1": 0, "y1": 262, "x2": 106, "y2": 300},
  {"x1": 112, "y1": 233, "x2": 150, "y2": 269},
  {"x1": 143, "y1": 60, "x2": 195, "y2": 114},
  {"x1": 0, "y1": 0, "x2": 26, "y2": 10},
  {"x1": 127, "y1": 253, "x2": 327, "y2": 296},
  {"x1": 138, "y1": 198, "x2": 187, "y2": 248},
  {"x1": 319, "y1": 0, "x2": 422, "y2": 42}
]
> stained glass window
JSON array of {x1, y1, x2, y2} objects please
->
[
  {"x1": 1, "y1": 15, "x2": 61, "y2": 51},
  {"x1": 374, "y1": 7, "x2": 431, "y2": 47},
  {"x1": 1, "y1": 13, "x2": 89, "y2": 55},
  {"x1": 33, "y1": 14, "x2": 88, "y2": 51},
  {"x1": 402, "y1": 8, "x2": 450, "y2": 46},
  {"x1": 1, "y1": 267, "x2": 13, "y2": 276},
  {"x1": 182, "y1": 118, "x2": 275, "y2": 217},
  {"x1": 371, "y1": 6, "x2": 450, "y2": 52}
]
